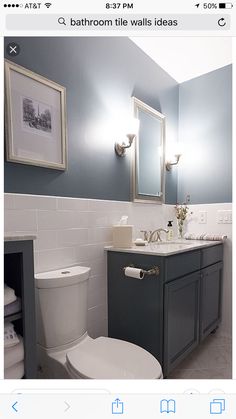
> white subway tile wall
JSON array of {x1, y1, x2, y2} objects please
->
[
  {"x1": 4, "y1": 193, "x2": 174, "y2": 338},
  {"x1": 4, "y1": 194, "x2": 232, "y2": 340}
]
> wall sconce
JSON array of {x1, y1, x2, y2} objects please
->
[
  {"x1": 165, "y1": 143, "x2": 183, "y2": 171},
  {"x1": 115, "y1": 118, "x2": 139, "y2": 157},
  {"x1": 166, "y1": 153, "x2": 182, "y2": 171}
]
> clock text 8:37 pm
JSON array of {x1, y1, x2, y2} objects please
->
[{"x1": 105, "y1": 3, "x2": 134, "y2": 9}]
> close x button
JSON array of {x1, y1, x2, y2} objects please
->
[{"x1": 6, "y1": 42, "x2": 20, "y2": 57}]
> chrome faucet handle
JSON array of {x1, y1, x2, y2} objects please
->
[
  {"x1": 148, "y1": 230, "x2": 159, "y2": 243},
  {"x1": 140, "y1": 230, "x2": 152, "y2": 242},
  {"x1": 157, "y1": 231, "x2": 162, "y2": 242}
]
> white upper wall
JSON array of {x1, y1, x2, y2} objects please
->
[{"x1": 130, "y1": 37, "x2": 232, "y2": 82}]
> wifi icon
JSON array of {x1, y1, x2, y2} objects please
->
[{"x1": 45, "y1": 2, "x2": 52, "y2": 8}]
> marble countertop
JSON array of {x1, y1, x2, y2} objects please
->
[
  {"x1": 105, "y1": 239, "x2": 222, "y2": 256},
  {"x1": 4, "y1": 234, "x2": 37, "y2": 242}
]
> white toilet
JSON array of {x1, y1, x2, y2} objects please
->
[{"x1": 35, "y1": 265, "x2": 163, "y2": 379}]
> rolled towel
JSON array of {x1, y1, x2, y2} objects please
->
[
  {"x1": 4, "y1": 284, "x2": 17, "y2": 306},
  {"x1": 184, "y1": 233, "x2": 227, "y2": 241},
  {"x1": 4, "y1": 335, "x2": 24, "y2": 369},
  {"x1": 4, "y1": 322, "x2": 20, "y2": 348},
  {"x1": 4, "y1": 298, "x2": 22, "y2": 317},
  {"x1": 4, "y1": 361, "x2": 24, "y2": 379}
]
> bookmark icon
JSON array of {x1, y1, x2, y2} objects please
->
[{"x1": 160, "y1": 399, "x2": 176, "y2": 413}]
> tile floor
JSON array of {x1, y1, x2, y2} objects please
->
[{"x1": 169, "y1": 331, "x2": 232, "y2": 379}]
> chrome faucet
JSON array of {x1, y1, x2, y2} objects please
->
[
  {"x1": 140, "y1": 230, "x2": 152, "y2": 242},
  {"x1": 148, "y1": 228, "x2": 169, "y2": 243}
]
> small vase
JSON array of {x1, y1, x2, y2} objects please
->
[{"x1": 177, "y1": 219, "x2": 184, "y2": 239}]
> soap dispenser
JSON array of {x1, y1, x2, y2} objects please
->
[{"x1": 167, "y1": 221, "x2": 173, "y2": 241}]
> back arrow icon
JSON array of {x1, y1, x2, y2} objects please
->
[{"x1": 12, "y1": 402, "x2": 18, "y2": 412}]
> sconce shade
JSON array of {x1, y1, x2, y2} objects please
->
[
  {"x1": 115, "y1": 118, "x2": 139, "y2": 157},
  {"x1": 126, "y1": 117, "x2": 140, "y2": 136}
]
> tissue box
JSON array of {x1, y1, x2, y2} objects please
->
[{"x1": 113, "y1": 225, "x2": 133, "y2": 248}]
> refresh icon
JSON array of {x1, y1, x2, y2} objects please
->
[{"x1": 218, "y1": 17, "x2": 226, "y2": 27}]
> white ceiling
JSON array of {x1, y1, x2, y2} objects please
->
[{"x1": 130, "y1": 37, "x2": 232, "y2": 83}]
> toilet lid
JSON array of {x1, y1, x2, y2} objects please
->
[{"x1": 66, "y1": 336, "x2": 162, "y2": 379}]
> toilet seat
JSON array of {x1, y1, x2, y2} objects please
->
[{"x1": 66, "y1": 336, "x2": 162, "y2": 379}]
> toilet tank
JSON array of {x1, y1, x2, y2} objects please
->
[{"x1": 35, "y1": 266, "x2": 90, "y2": 349}]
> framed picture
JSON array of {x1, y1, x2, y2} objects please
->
[{"x1": 5, "y1": 59, "x2": 67, "y2": 170}]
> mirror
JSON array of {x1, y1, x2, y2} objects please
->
[{"x1": 132, "y1": 97, "x2": 165, "y2": 203}]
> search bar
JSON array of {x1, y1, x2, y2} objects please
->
[{"x1": 6, "y1": 14, "x2": 230, "y2": 31}]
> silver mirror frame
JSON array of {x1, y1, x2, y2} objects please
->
[{"x1": 132, "y1": 97, "x2": 166, "y2": 204}]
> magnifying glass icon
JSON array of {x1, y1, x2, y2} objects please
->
[{"x1": 58, "y1": 17, "x2": 66, "y2": 25}]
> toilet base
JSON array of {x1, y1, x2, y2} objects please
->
[
  {"x1": 37, "y1": 344, "x2": 71, "y2": 379},
  {"x1": 37, "y1": 334, "x2": 163, "y2": 379},
  {"x1": 37, "y1": 344, "x2": 88, "y2": 379},
  {"x1": 37, "y1": 334, "x2": 89, "y2": 379}
]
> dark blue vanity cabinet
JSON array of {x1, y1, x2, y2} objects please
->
[{"x1": 107, "y1": 244, "x2": 223, "y2": 377}]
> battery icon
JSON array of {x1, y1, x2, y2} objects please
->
[{"x1": 219, "y1": 3, "x2": 233, "y2": 8}]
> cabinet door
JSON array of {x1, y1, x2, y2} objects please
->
[
  {"x1": 164, "y1": 271, "x2": 200, "y2": 375},
  {"x1": 200, "y1": 262, "x2": 223, "y2": 341},
  {"x1": 108, "y1": 252, "x2": 164, "y2": 365}
]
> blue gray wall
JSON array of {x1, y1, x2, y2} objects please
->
[
  {"x1": 4, "y1": 37, "x2": 178, "y2": 203},
  {"x1": 178, "y1": 65, "x2": 232, "y2": 204}
]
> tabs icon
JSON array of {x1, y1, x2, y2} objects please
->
[{"x1": 210, "y1": 399, "x2": 226, "y2": 415}]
